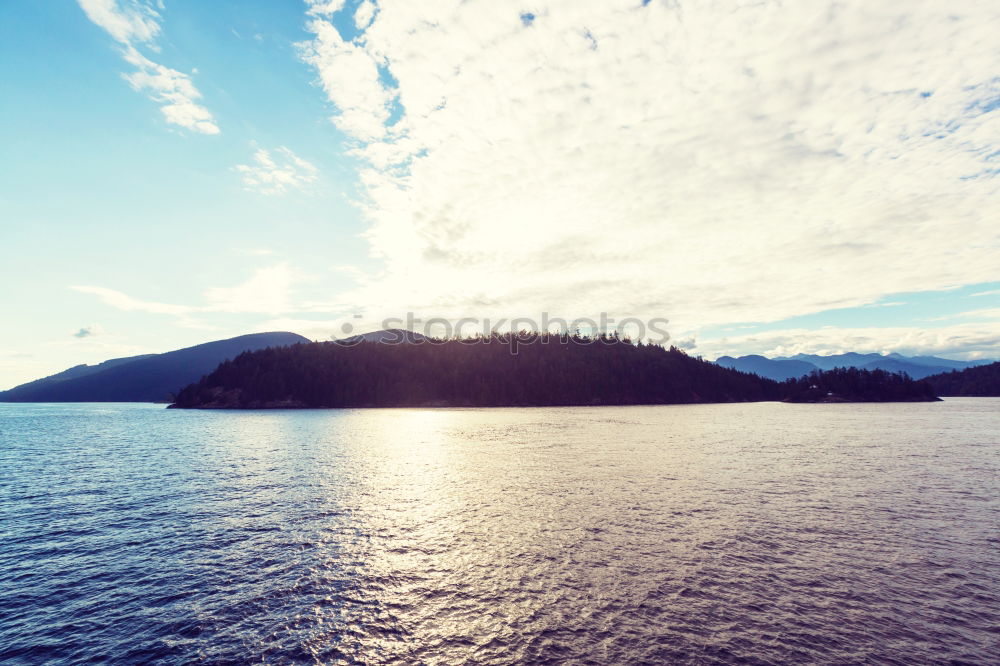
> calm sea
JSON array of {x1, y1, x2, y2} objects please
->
[{"x1": 1, "y1": 400, "x2": 997, "y2": 664}]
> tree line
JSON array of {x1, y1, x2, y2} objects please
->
[
  {"x1": 925, "y1": 361, "x2": 1000, "y2": 396},
  {"x1": 782, "y1": 366, "x2": 938, "y2": 402},
  {"x1": 170, "y1": 333, "x2": 940, "y2": 409}
]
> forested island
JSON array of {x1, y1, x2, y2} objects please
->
[
  {"x1": 925, "y1": 361, "x2": 1000, "y2": 396},
  {"x1": 782, "y1": 367, "x2": 940, "y2": 402},
  {"x1": 169, "y1": 333, "x2": 940, "y2": 409}
]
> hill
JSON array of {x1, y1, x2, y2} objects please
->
[
  {"x1": 715, "y1": 355, "x2": 817, "y2": 381},
  {"x1": 168, "y1": 333, "x2": 942, "y2": 409},
  {"x1": 0, "y1": 332, "x2": 310, "y2": 403},
  {"x1": 171, "y1": 333, "x2": 782, "y2": 408},
  {"x1": 334, "y1": 328, "x2": 430, "y2": 345},
  {"x1": 1, "y1": 354, "x2": 158, "y2": 396},
  {"x1": 925, "y1": 361, "x2": 1000, "y2": 396},
  {"x1": 716, "y1": 352, "x2": 992, "y2": 381}
]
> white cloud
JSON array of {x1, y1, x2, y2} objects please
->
[
  {"x1": 72, "y1": 264, "x2": 298, "y2": 319},
  {"x1": 253, "y1": 317, "x2": 357, "y2": 341},
  {"x1": 697, "y1": 322, "x2": 1000, "y2": 362},
  {"x1": 204, "y1": 263, "x2": 297, "y2": 315},
  {"x1": 298, "y1": 17, "x2": 397, "y2": 141},
  {"x1": 293, "y1": 0, "x2": 1000, "y2": 348},
  {"x1": 121, "y1": 47, "x2": 219, "y2": 135},
  {"x1": 943, "y1": 307, "x2": 1000, "y2": 321},
  {"x1": 77, "y1": 1, "x2": 219, "y2": 134},
  {"x1": 354, "y1": 0, "x2": 377, "y2": 30},
  {"x1": 235, "y1": 147, "x2": 318, "y2": 195},
  {"x1": 77, "y1": 0, "x2": 160, "y2": 44},
  {"x1": 305, "y1": 0, "x2": 346, "y2": 17},
  {"x1": 70, "y1": 285, "x2": 194, "y2": 316}
]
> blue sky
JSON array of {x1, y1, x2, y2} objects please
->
[{"x1": 1, "y1": 0, "x2": 998, "y2": 389}]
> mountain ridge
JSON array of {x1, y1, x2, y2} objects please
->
[
  {"x1": 717, "y1": 352, "x2": 993, "y2": 381},
  {"x1": 2, "y1": 354, "x2": 158, "y2": 394},
  {"x1": 0, "y1": 332, "x2": 309, "y2": 403}
]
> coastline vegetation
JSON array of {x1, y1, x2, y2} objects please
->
[{"x1": 169, "y1": 333, "x2": 940, "y2": 409}]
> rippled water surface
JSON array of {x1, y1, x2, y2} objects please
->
[{"x1": 1, "y1": 400, "x2": 998, "y2": 665}]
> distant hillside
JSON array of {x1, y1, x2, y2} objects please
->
[
  {"x1": 171, "y1": 333, "x2": 782, "y2": 409},
  {"x1": 1, "y1": 354, "x2": 157, "y2": 395},
  {"x1": 334, "y1": 328, "x2": 429, "y2": 345},
  {"x1": 925, "y1": 361, "x2": 1000, "y2": 396},
  {"x1": 856, "y1": 356, "x2": 986, "y2": 379},
  {"x1": 716, "y1": 352, "x2": 993, "y2": 381},
  {"x1": 0, "y1": 332, "x2": 309, "y2": 403},
  {"x1": 778, "y1": 352, "x2": 888, "y2": 371},
  {"x1": 715, "y1": 355, "x2": 816, "y2": 381}
]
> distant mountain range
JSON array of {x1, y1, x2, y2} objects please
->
[
  {"x1": 715, "y1": 352, "x2": 994, "y2": 381},
  {"x1": 0, "y1": 332, "x2": 309, "y2": 402}
]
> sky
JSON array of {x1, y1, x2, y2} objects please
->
[{"x1": 1, "y1": 0, "x2": 999, "y2": 390}]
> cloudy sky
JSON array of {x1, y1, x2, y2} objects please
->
[{"x1": 1, "y1": 0, "x2": 999, "y2": 389}]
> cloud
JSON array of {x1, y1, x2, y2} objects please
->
[
  {"x1": 77, "y1": 0, "x2": 160, "y2": 44},
  {"x1": 298, "y1": 17, "x2": 397, "y2": 141},
  {"x1": 354, "y1": 0, "x2": 377, "y2": 30},
  {"x1": 673, "y1": 337, "x2": 698, "y2": 351},
  {"x1": 235, "y1": 147, "x2": 318, "y2": 195},
  {"x1": 203, "y1": 263, "x2": 297, "y2": 314},
  {"x1": 293, "y1": 0, "x2": 1000, "y2": 343},
  {"x1": 942, "y1": 307, "x2": 1000, "y2": 321},
  {"x1": 697, "y1": 322, "x2": 1000, "y2": 362},
  {"x1": 121, "y1": 47, "x2": 220, "y2": 135},
  {"x1": 70, "y1": 285, "x2": 194, "y2": 315},
  {"x1": 305, "y1": 0, "x2": 346, "y2": 17},
  {"x1": 253, "y1": 317, "x2": 357, "y2": 341},
  {"x1": 72, "y1": 264, "x2": 299, "y2": 319},
  {"x1": 77, "y1": 0, "x2": 219, "y2": 134},
  {"x1": 73, "y1": 324, "x2": 105, "y2": 338}
]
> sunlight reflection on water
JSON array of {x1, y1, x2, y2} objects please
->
[{"x1": 1, "y1": 400, "x2": 998, "y2": 664}]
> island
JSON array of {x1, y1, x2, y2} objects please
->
[
  {"x1": 781, "y1": 367, "x2": 940, "y2": 402},
  {"x1": 925, "y1": 361, "x2": 1000, "y2": 396},
  {"x1": 168, "y1": 333, "x2": 941, "y2": 409}
]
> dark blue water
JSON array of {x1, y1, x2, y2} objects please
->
[{"x1": 1, "y1": 400, "x2": 998, "y2": 664}]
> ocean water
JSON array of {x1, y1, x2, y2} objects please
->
[{"x1": 1, "y1": 400, "x2": 997, "y2": 665}]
